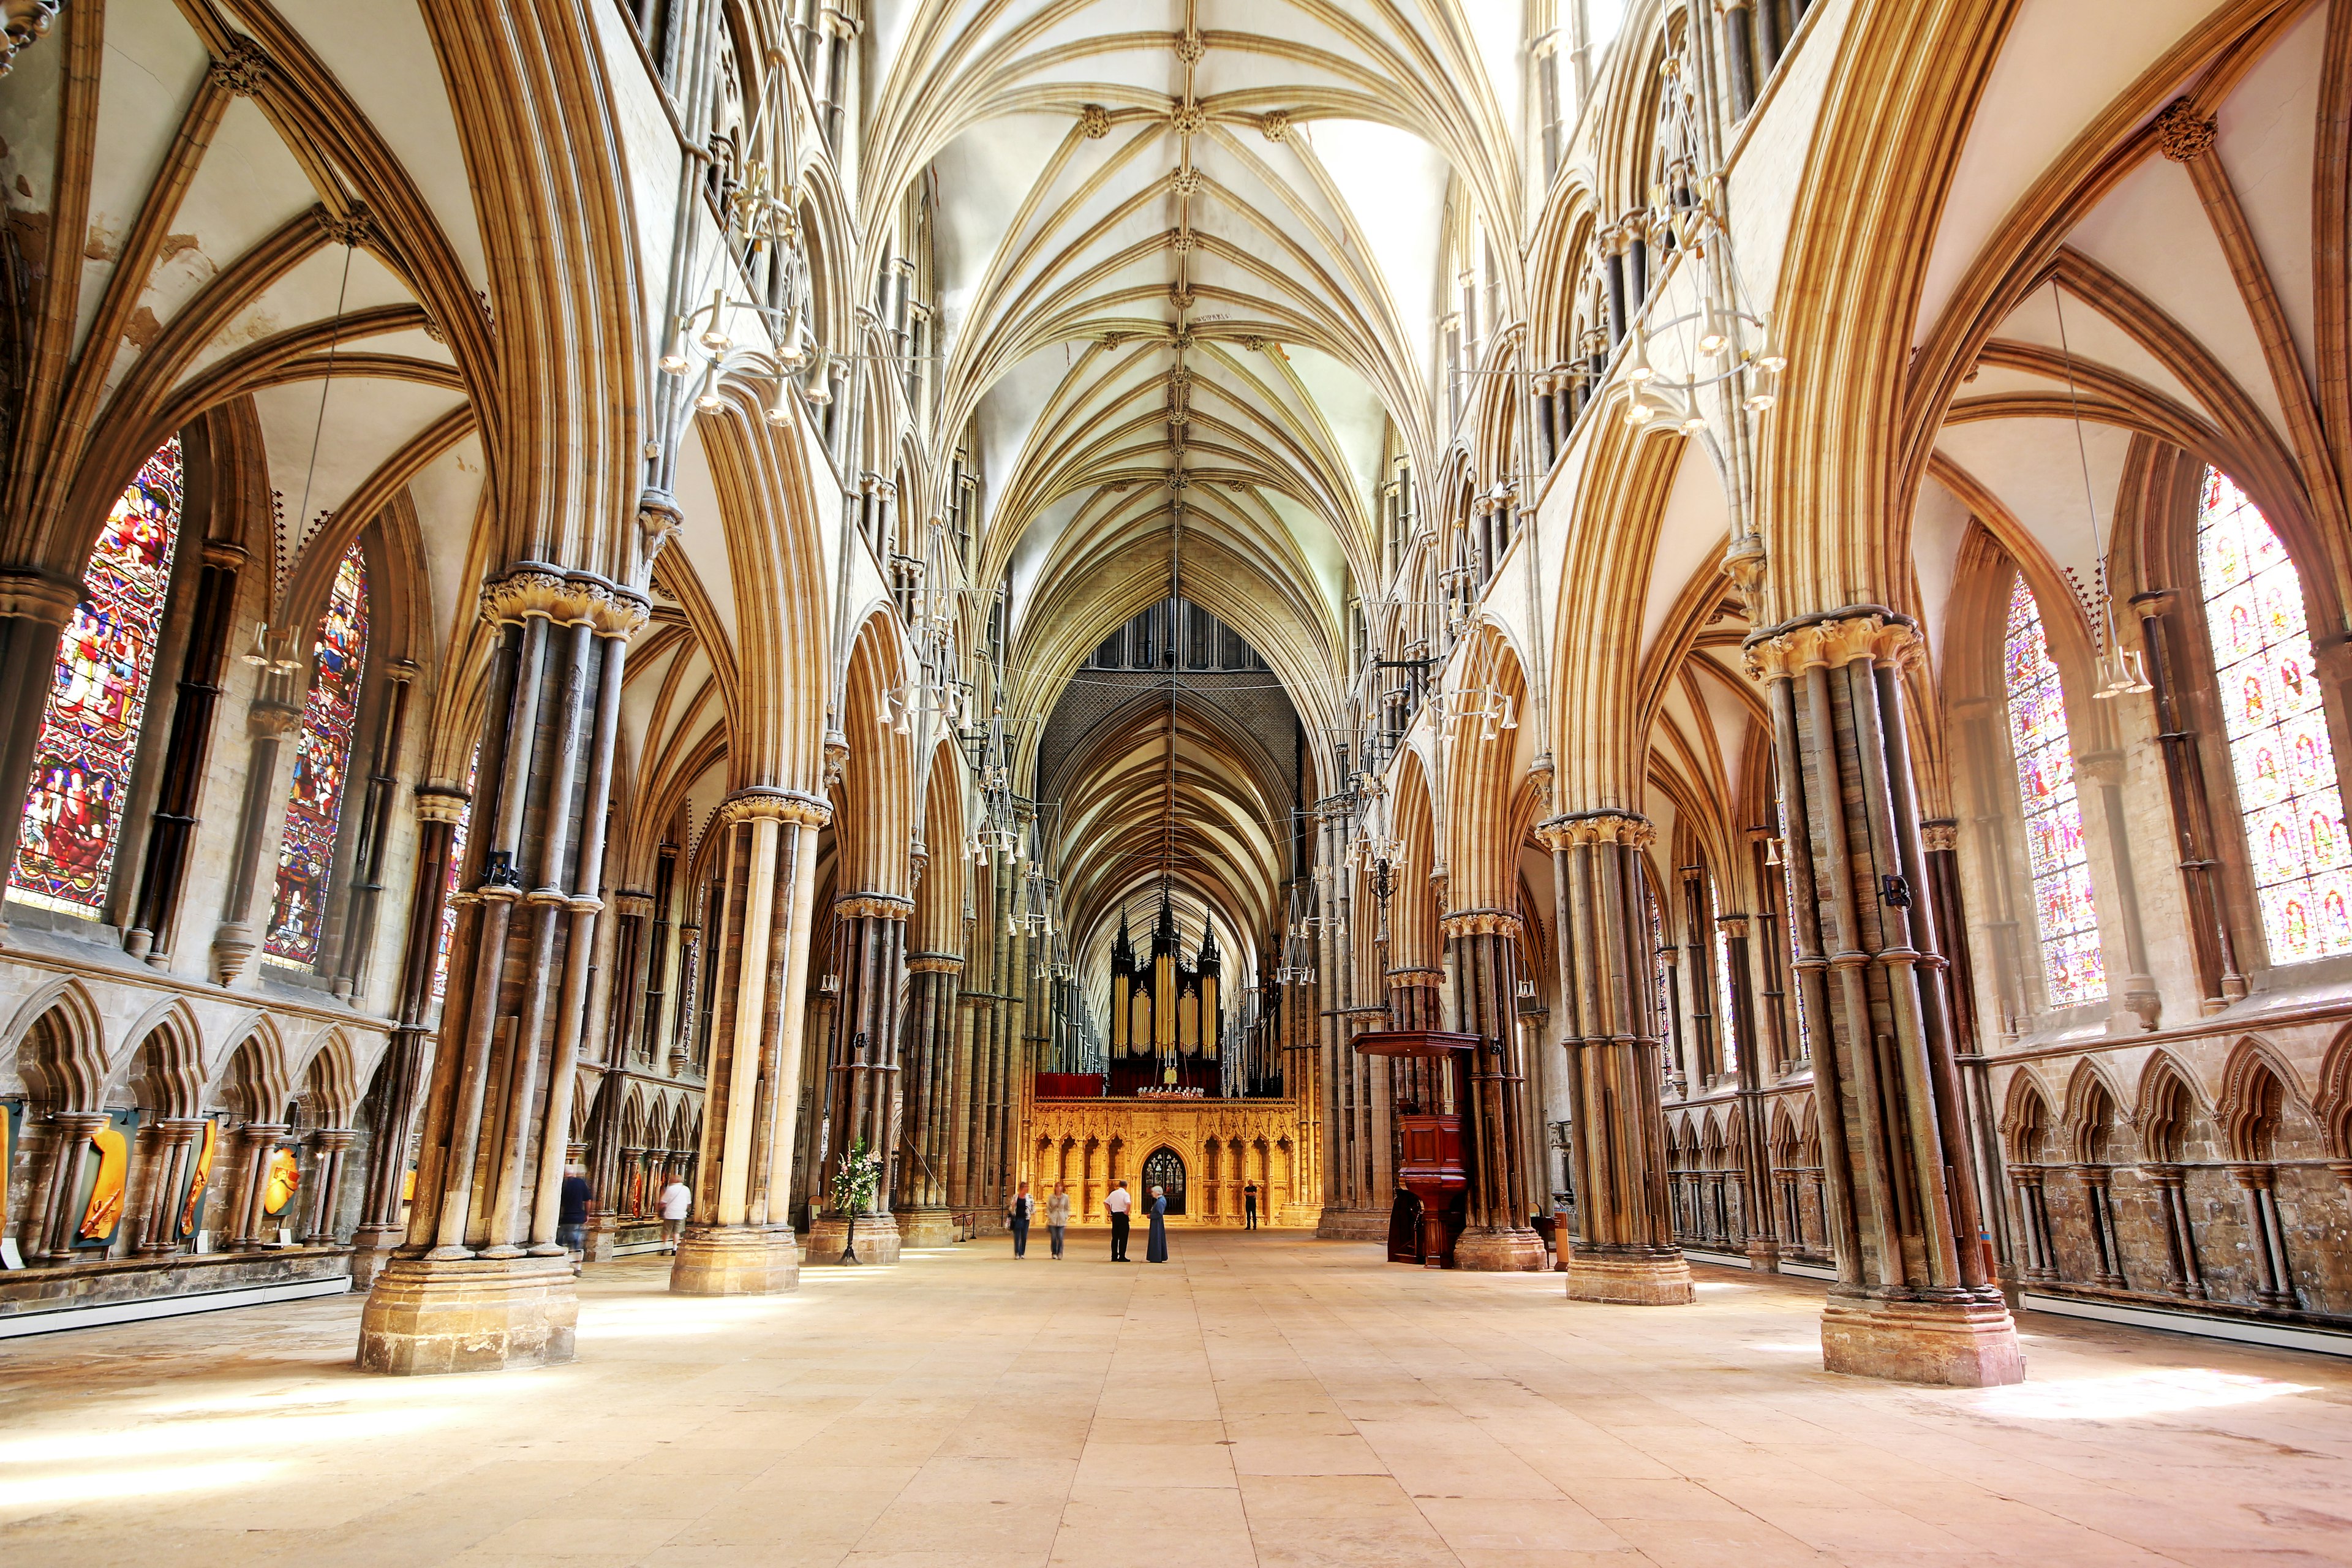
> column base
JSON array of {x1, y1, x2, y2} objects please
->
[
  {"x1": 1453, "y1": 1226, "x2": 1548, "y2": 1272},
  {"x1": 348, "y1": 1224, "x2": 403, "y2": 1291},
  {"x1": 805, "y1": 1212, "x2": 901, "y2": 1266},
  {"x1": 1314, "y1": 1207, "x2": 1389, "y2": 1242},
  {"x1": 1820, "y1": 1291, "x2": 2025, "y2": 1386},
  {"x1": 356, "y1": 1254, "x2": 578, "y2": 1375},
  {"x1": 584, "y1": 1215, "x2": 625, "y2": 1263},
  {"x1": 669, "y1": 1225, "x2": 799, "y2": 1295},
  {"x1": 894, "y1": 1205, "x2": 958, "y2": 1249},
  {"x1": 1745, "y1": 1235, "x2": 1782, "y2": 1273},
  {"x1": 1563, "y1": 1247, "x2": 1696, "y2": 1304}
]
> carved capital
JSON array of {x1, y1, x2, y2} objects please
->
[
  {"x1": 479, "y1": 565, "x2": 651, "y2": 638},
  {"x1": 1439, "y1": 907, "x2": 1523, "y2": 941},
  {"x1": 718, "y1": 787, "x2": 831, "y2": 829},
  {"x1": 413, "y1": 785, "x2": 471, "y2": 825},
  {"x1": 0, "y1": 570, "x2": 80, "y2": 624},
  {"x1": 1918, "y1": 816, "x2": 1960, "y2": 853},
  {"x1": 611, "y1": 890, "x2": 656, "y2": 919},
  {"x1": 1536, "y1": 809, "x2": 1654, "y2": 850},
  {"x1": 2076, "y1": 749, "x2": 2127, "y2": 788},
  {"x1": 1742, "y1": 607, "x2": 1920, "y2": 682},
  {"x1": 835, "y1": 892, "x2": 914, "y2": 922},
  {"x1": 908, "y1": 952, "x2": 965, "y2": 975},
  {"x1": 637, "y1": 489, "x2": 684, "y2": 560},
  {"x1": 248, "y1": 699, "x2": 303, "y2": 739}
]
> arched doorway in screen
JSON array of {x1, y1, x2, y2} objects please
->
[{"x1": 1141, "y1": 1148, "x2": 1186, "y2": 1216}]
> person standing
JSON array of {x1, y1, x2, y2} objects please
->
[
  {"x1": 557, "y1": 1165, "x2": 595, "y2": 1259},
  {"x1": 1243, "y1": 1180, "x2": 1259, "y2": 1231},
  {"x1": 1008, "y1": 1180, "x2": 1034, "y2": 1258},
  {"x1": 1145, "y1": 1185, "x2": 1169, "y2": 1263},
  {"x1": 1105, "y1": 1180, "x2": 1132, "y2": 1261},
  {"x1": 1046, "y1": 1183, "x2": 1071, "y2": 1259},
  {"x1": 657, "y1": 1174, "x2": 692, "y2": 1254}
]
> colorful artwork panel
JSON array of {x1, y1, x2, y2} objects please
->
[
  {"x1": 72, "y1": 1107, "x2": 143, "y2": 1249},
  {"x1": 178, "y1": 1115, "x2": 222, "y2": 1240},
  {"x1": 10, "y1": 439, "x2": 185, "y2": 914},
  {"x1": 265, "y1": 543, "x2": 369, "y2": 964},
  {"x1": 2003, "y1": 576, "x2": 2105, "y2": 1006},
  {"x1": 262, "y1": 1144, "x2": 301, "y2": 1218},
  {"x1": 2198, "y1": 468, "x2": 2352, "y2": 963}
]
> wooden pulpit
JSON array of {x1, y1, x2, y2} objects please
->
[{"x1": 1354, "y1": 1030, "x2": 1478, "y2": 1268}]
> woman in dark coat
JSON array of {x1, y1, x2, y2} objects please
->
[{"x1": 1145, "y1": 1185, "x2": 1169, "y2": 1262}]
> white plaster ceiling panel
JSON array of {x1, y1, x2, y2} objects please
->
[
  {"x1": 1637, "y1": 441, "x2": 1733, "y2": 668},
  {"x1": 77, "y1": 0, "x2": 216, "y2": 358},
  {"x1": 616, "y1": 623, "x2": 680, "y2": 763},
  {"x1": 183, "y1": 245, "x2": 419, "y2": 388},
  {"x1": 1913, "y1": 0, "x2": 2216, "y2": 350},
  {"x1": 2064, "y1": 154, "x2": 2286, "y2": 439},
  {"x1": 1910, "y1": 473, "x2": 1974, "y2": 667},
  {"x1": 252, "y1": 374, "x2": 467, "y2": 573},
  {"x1": 2211, "y1": 3, "x2": 2324, "y2": 380},
  {"x1": 1981, "y1": 280, "x2": 2203, "y2": 417},
  {"x1": 399, "y1": 433, "x2": 486, "y2": 639},
  {"x1": 1694, "y1": 660, "x2": 1757, "y2": 807},
  {"x1": 666, "y1": 423, "x2": 740, "y2": 651},
  {"x1": 98, "y1": 98, "x2": 325, "y2": 407},
  {"x1": 273, "y1": 0, "x2": 491, "y2": 290},
  {"x1": 1933, "y1": 415, "x2": 2133, "y2": 630},
  {"x1": 0, "y1": 28, "x2": 64, "y2": 209}
]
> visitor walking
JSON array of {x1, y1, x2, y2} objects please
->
[
  {"x1": 1047, "y1": 1183, "x2": 1071, "y2": 1259},
  {"x1": 1145, "y1": 1185, "x2": 1169, "y2": 1262},
  {"x1": 1008, "y1": 1181, "x2": 1034, "y2": 1258},
  {"x1": 557, "y1": 1165, "x2": 594, "y2": 1259},
  {"x1": 1106, "y1": 1180, "x2": 1132, "y2": 1260},
  {"x1": 657, "y1": 1175, "x2": 691, "y2": 1253}
]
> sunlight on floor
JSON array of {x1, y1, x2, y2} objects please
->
[
  {"x1": 1969, "y1": 1366, "x2": 2319, "y2": 1421},
  {"x1": 0, "y1": 1406, "x2": 448, "y2": 1467},
  {"x1": 0, "y1": 1460, "x2": 279, "y2": 1511}
]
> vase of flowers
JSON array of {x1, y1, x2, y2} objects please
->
[{"x1": 827, "y1": 1137, "x2": 884, "y2": 1264}]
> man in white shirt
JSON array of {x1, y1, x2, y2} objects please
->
[
  {"x1": 1104, "y1": 1180, "x2": 1133, "y2": 1261},
  {"x1": 658, "y1": 1177, "x2": 692, "y2": 1253}
]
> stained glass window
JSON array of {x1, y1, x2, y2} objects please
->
[
  {"x1": 2198, "y1": 468, "x2": 2352, "y2": 963},
  {"x1": 264, "y1": 542, "x2": 368, "y2": 965},
  {"x1": 2003, "y1": 575, "x2": 2105, "y2": 1006},
  {"x1": 429, "y1": 747, "x2": 479, "y2": 1001},
  {"x1": 10, "y1": 438, "x2": 185, "y2": 916}
]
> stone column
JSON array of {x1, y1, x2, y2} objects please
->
[
  {"x1": 671, "y1": 789, "x2": 829, "y2": 1294},
  {"x1": 303, "y1": 1126, "x2": 358, "y2": 1244},
  {"x1": 1746, "y1": 609, "x2": 2021, "y2": 1385},
  {"x1": 32, "y1": 1111, "x2": 107, "y2": 1261},
  {"x1": 1719, "y1": 912, "x2": 1781, "y2": 1271},
  {"x1": 126, "y1": 540, "x2": 244, "y2": 962},
  {"x1": 358, "y1": 568, "x2": 644, "y2": 1374},
  {"x1": 895, "y1": 952, "x2": 962, "y2": 1246},
  {"x1": 350, "y1": 784, "x2": 468, "y2": 1289},
  {"x1": 210, "y1": 688, "x2": 303, "y2": 986},
  {"x1": 807, "y1": 892, "x2": 911, "y2": 1265},
  {"x1": 2139, "y1": 1163, "x2": 2205, "y2": 1298},
  {"x1": 2228, "y1": 1164, "x2": 2296, "y2": 1308},
  {"x1": 227, "y1": 1123, "x2": 290, "y2": 1250},
  {"x1": 1542, "y1": 812, "x2": 1694, "y2": 1303},
  {"x1": 137, "y1": 1117, "x2": 207, "y2": 1255},
  {"x1": 333, "y1": 660, "x2": 419, "y2": 1002},
  {"x1": 1443, "y1": 909, "x2": 1547, "y2": 1270}
]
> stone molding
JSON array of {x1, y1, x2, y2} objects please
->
[
  {"x1": 0, "y1": 570, "x2": 80, "y2": 623},
  {"x1": 1385, "y1": 967, "x2": 1442, "y2": 987},
  {"x1": 907, "y1": 953, "x2": 964, "y2": 974},
  {"x1": 1919, "y1": 817, "x2": 1960, "y2": 852}
]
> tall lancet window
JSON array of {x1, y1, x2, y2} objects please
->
[
  {"x1": 265, "y1": 541, "x2": 369, "y2": 965},
  {"x1": 2199, "y1": 467, "x2": 2352, "y2": 962},
  {"x1": 2003, "y1": 575, "x2": 2104, "y2": 1006},
  {"x1": 12, "y1": 437, "x2": 185, "y2": 914}
]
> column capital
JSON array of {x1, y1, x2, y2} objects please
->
[
  {"x1": 612, "y1": 890, "x2": 657, "y2": 919},
  {"x1": 836, "y1": 892, "x2": 914, "y2": 922},
  {"x1": 413, "y1": 785, "x2": 471, "y2": 824},
  {"x1": 0, "y1": 570, "x2": 80, "y2": 624},
  {"x1": 311, "y1": 1126, "x2": 360, "y2": 1153},
  {"x1": 478, "y1": 564, "x2": 651, "y2": 638},
  {"x1": 1535, "y1": 809, "x2": 1653, "y2": 850},
  {"x1": 718, "y1": 787, "x2": 832, "y2": 829},
  {"x1": 1439, "y1": 908, "x2": 1522, "y2": 940},
  {"x1": 1919, "y1": 816, "x2": 1960, "y2": 852},
  {"x1": 1742, "y1": 606, "x2": 1921, "y2": 682},
  {"x1": 907, "y1": 952, "x2": 964, "y2": 974}
]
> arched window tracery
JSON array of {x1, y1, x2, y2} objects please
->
[
  {"x1": 2196, "y1": 467, "x2": 2351, "y2": 964},
  {"x1": 12, "y1": 437, "x2": 186, "y2": 915},
  {"x1": 265, "y1": 541, "x2": 369, "y2": 966},
  {"x1": 2003, "y1": 574, "x2": 2104, "y2": 1007}
]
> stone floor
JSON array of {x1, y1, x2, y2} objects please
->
[{"x1": 4, "y1": 1230, "x2": 2351, "y2": 1567}]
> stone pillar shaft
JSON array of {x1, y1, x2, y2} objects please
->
[
  {"x1": 1444, "y1": 912, "x2": 1545, "y2": 1271},
  {"x1": 1747, "y1": 609, "x2": 2020, "y2": 1385},
  {"x1": 1544, "y1": 812, "x2": 1693, "y2": 1303},
  {"x1": 361, "y1": 568, "x2": 646, "y2": 1375}
]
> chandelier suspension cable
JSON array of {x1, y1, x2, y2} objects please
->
[
  {"x1": 251, "y1": 236, "x2": 356, "y2": 678},
  {"x1": 2049, "y1": 279, "x2": 2150, "y2": 696}
]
